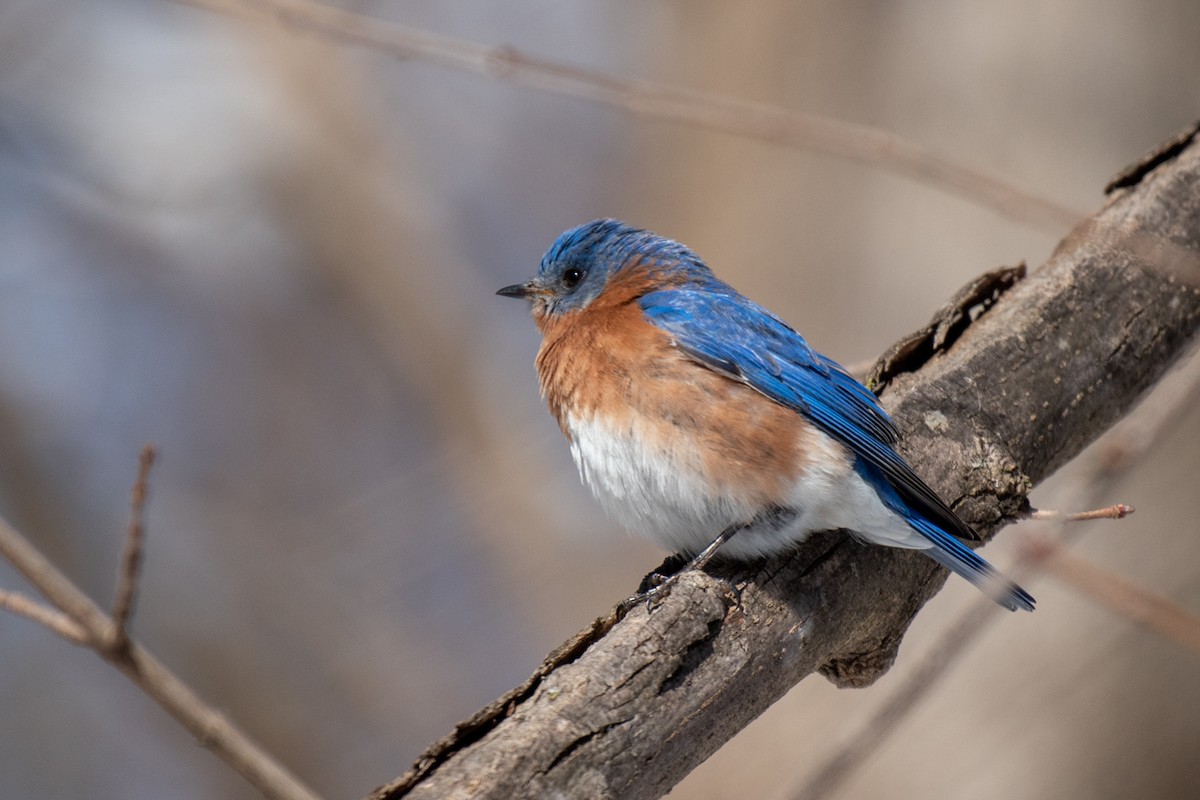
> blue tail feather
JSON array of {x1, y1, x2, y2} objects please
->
[
  {"x1": 905, "y1": 515, "x2": 1035, "y2": 612},
  {"x1": 853, "y1": 457, "x2": 1035, "y2": 612}
]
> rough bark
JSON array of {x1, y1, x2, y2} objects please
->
[{"x1": 370, "y1": 122, "x2": 1200, "y2": 800}]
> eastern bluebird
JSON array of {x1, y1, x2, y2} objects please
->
[{"x1": 499, "y1": 219, "x2": 1034, "y2": 612}]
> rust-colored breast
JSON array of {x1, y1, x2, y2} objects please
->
[{"x1": 534, "y1": 275, "x2": 811, "y2": 504}]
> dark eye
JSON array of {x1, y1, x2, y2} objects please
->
[{"x1": 561, "y1": 268, "x2": 584, "y2": 290}]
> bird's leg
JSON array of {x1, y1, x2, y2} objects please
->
[
  {"x1": 623, "y1": 521, "x2": 750, "y2": 612},
  {"x1": 682, "y1": 520, "x2": 749, "y2": 573}
]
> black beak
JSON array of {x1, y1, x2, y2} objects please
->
[{"x1": 496, "y1": 283, "x2": 529, "y2": 299}]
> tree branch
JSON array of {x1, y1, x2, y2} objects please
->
[
  {"x1": 109, "y1": 444, "x2": 156, "y2": 654},
  {"x1": 371, "y1": 121, "x2": 1200, "y2": 800},
  {"x1": 174, "y1": 0, "x2": 1081, "y2": 232},
  {"x1": 1019, "y1": 534, "x2": 1200, "y2": 654},
  {"x1": 0, "y1": 588, "x2": 89, "y2": 645},
  {"x1": 0, "y1": 455, "x2": 324, "y2": 800}
]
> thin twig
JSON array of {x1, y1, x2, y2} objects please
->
[
  {"x1": 1020, "y1": 534, "x2": 1200, "y2": 654},
  {"x1": 0, "y1": 484, "x2": 324, "y2": 800},
  {"x1": 1029, "y1": 503, "x2": 1136, "y2": 522},
  {"x1": 172, "y1": 0, "x2": 1082, "y2": 233},
  {"x1": 110, "y1": 444, "x2": 156, "y2": 653},
  {"x1": 0, "y1": 588, "x2": 90, "y2": 645}
]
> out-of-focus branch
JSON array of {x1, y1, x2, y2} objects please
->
[
  {"x1": 790, "y1": 594, "x2": 997, "y2": 800},
  {"x1": 1020, "y1": 534, "x2": 1200, "y2": 654},
  {"x1": 0, "y1": 587, "x2": 89, "y2": 644},
  {"x1": 371, "y1": 126, "x2": 1200, "y2": 800},
  {"x1": 0, "y1": 452, "x2": 324, "y2": 800},
  {"x1": 173, "y1": 0, "x2": 1081, "y2": 232},
  {"x1": 109, "y1": 444, "x2": 156, "y2": 653}
]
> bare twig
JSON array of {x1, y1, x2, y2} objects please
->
[
  {"x1": 0, "y1": 460, "x2": 324, "y2": 800},
  {"x1": 172, "y1": 0, "x2": 1082, "y2": 232},
  {"x1": 0, "y1": 588, "x2": 89, "y2": 645},
  {"x1": 110, "y1": 444, "x2": 157, "y2": 653},
  {"x1": 1028, "y1": 503, "x2": 1136, "y2": 522},
  {"x1": 1020, "y1": 534, "x2": 1200, "y2": 654}
]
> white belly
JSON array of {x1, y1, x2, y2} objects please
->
[{"x1": 565, "y1": 412, "x2": 928, "y2": 559}]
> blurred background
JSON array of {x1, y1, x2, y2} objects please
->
[{"x1": 1, "y1": 1, "x2": 1198, "y2": 798}]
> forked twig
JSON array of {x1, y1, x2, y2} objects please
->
[{"x1": 0, "y1": 448, "x2": 324, "y2": 800}]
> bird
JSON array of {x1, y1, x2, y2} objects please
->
[{"x1": 498, "y1": 219, "x2": 1034, "y2": 612}]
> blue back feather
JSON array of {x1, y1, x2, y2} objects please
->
[{"x1": 639, "y1": 277, "x2": 990, "y2": 550}]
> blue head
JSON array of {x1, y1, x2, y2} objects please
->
[{"x1": 498, "y1": 219, "x2": 713, "y2": 320}]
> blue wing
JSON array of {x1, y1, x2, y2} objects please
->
[{"x1": 639, "y1": 285, "x2": 978, "y2": 545}]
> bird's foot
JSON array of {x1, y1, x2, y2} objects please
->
[
  {"x1": 620, "y1": 521, "x2": 751, "y2": 614},
  {"x1": 617, "y1": 569, "x2": 685, "y2": 614}
]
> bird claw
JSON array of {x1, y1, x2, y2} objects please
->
[
  {"x1": 620, "y1": 523, "x2": 751, "y2": 615},
  {"x1": 635, "y1": 568, "x2": 670, "y2": 596},
  {"x1": 640, "y1": 571, "x2": 682, "y2": 611},
  {"x1": 618, "y1": 571, "x2": 678, "y2": 615}
]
